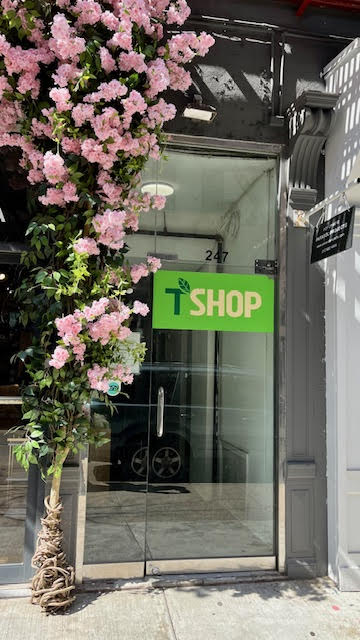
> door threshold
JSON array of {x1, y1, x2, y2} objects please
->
[
  {"x1": 0, "y1": 584, "x2": 31, "y2": 598},
  {"x1": 81, "y1": 570, "x2": 287, "y2": 593}
]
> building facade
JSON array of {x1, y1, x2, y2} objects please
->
[{"x1": 0, "y1": 0, "x2": 359, "y2": 588}]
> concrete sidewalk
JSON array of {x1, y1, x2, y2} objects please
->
[{"x1": 1, "y1": 578, "x2": 360, "y2": 640}]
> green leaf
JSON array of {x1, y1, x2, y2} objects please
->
[
  {"x1": 30, "y1": 429, "x2": 43, "y2": 438},
  {"x1": 178, "y1": 278, "x2": 190, "y2": 294}
]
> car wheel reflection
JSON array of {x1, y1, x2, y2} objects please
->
[
  {"x1": 129, "y1": 443, "x2": 183, "y2": 480},
  {"x1": 151, "y1": 446, "x2": 182, "y2": 479},
  {"x1": 130, "y1": 445, "x2": 148, "y2": 478}
]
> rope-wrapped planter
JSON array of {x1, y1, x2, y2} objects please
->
[{"x1": 31, "y1": 497, "x2": 75, "y2": 613}]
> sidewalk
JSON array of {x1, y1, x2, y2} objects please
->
[{"x1": 1, "y1": 577, "x2": 360, "y2": 640}]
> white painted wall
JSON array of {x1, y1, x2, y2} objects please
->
[{"x1": 324, "y1": 39, "x2": 360, "y2": 591}]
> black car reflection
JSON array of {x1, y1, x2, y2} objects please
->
[{"x1": 90, "y1": 361, "x2": 264, "y2": 485}]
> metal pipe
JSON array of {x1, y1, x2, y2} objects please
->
[{"x1": 187, "y1": 14, "x2": 353, "y2": 43}]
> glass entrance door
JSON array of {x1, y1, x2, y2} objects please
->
[
  {"x1": 83, "y1": 145, "x2": 278, "y2": 579},
  {"x1": 145, "y1": 263, "x2": 275, "y2": 574}
]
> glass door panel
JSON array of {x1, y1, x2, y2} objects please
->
[
  {"x1": 145, "y1": 263, "x2": 275, "y2": 573},
  {"x1": 83, "y1": 275, "x2": 152, "y2": 575},
  {"x1": 0, "y1": 258, "x2": 37, "y2": 582}
]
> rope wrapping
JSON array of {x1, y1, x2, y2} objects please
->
[{"x1": 31, "y1": 496, "x2": 75, "y2": 613}]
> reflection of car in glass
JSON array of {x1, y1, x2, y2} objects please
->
[{"x1": 91, "y1": 361, "x2": 261, "y2": 484}]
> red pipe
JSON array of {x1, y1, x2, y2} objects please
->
[
  {"x1": 294, "y1": 0, "x2": 360, "y2": 13},
  {"x1": 296, "y1": 0, "x2": 312, "y2": 16}
]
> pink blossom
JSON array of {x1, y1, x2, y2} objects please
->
[
  {"x1": 31, "y1": 118, "x2": 53, "y2": 138},
  {"x1": 99, "y1": 46, "x2": 116, "y2": 73},
  {"x1": 101, "y1": 11, "x2": 121, "y2": 32},
  {"x1": 107, "y1": 31, "x2": 132, "y2": 51},
  {"x1": 49, "y1": 87, "x2": 73, "y2": 112},
  {"x1": 146, "y1": 99, "x2": 176, "y2": 128},
  {"x1": 88, "y1": 308, "x2": 131, "y2": 345},
  {"x1": 81, "y1": 138, "x2": 116, "y2": 170},
  {"x1": 166, "y1": 60, "x2": 192, "y2": 91},
  {"x1": 55, "y1": 314, "x2": 82, "y2": 343},
  {"x1": 83, "y1": 297, "x2": 110, "y2": 321},
  {"x1": 125, "y1": 211, "x2": 139, "y2": 231},
  {"x1": 151, "y1": 195, "x2": 166, "y2": 210},
  {"x1": 74, "y1": 237, "x2": 100, "y2": 255},
  {"x1": 63, "y1": 181, "x2": 79, "y2": 202},
  {"x1": 92, "y1": 107, "x2": 122, "y2": 141},
  {"x1": 84, "y1": 79, "x2": 128, "y2": 103},
  {"x1": 147, "y1": 255, "x2": 161, "y2": 272},
  {"x1": 0, "y1": 100, "x2": 23, "y2": 135},
  {"x1": 74, "y1": 0, "x2": 103, "y2": 26},
  {"x1": 146, "y1": 58, "x2": 170, "y2": 98},
  {"x1": 93, "y1": 209, "x2": 127, "y2": 250},
  {"x1": 72, "y1": 339, "x2": 86, "y2": 363},
  {"x1": 49, "y1": 346, "x2": 70, "y2": 369},
  {"x1": 39, "y1": 181, "x2": 79, "y2": 206},
  {"x1": 130, "y1": 263, "x2": 149, "y2": 284},
  {"x1": 133, "y1": 301, "x2": 149, "y2": 316},
  {"x1": 17, "y1": 73, "x2": 40, "y2": 99},
  {"x1": 72, "y1": 104, "x2": 95, "y2": 127},
  {"x1": 122, "y1": 90, "x2": 147, "y2": 128},
  {"x1": 0, "y1": 76, "x2": 10, "y2": 99},
  {"x1": 39, "y1": 187, "x2": 67, "y2": 207},
  {"x1": 87, "y1": 364, "x2": 109, "y2": 392},
  {"x1": 166, "y1": 0, "x2": 191, "y2": 25},
  {"x1": 43, "y1": 151, "x2": 67, "y2": 185},
  {"x1": 119, "y1": 51, "x2": 147, "y2": 74},
  {"x1": 52, "y1": 63, "x2": 80, "y2": 87},
  {"x1": 111, "y1": 364, "x2": 133, "y2": 385},
  {"x1": 49, "y1": 13, "x2": 86, "y2": 61},
  {"x1": 61, "y1": 136, "x2": 82, "y2": 154}
]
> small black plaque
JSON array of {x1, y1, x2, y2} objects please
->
[
  {"x1": 255, "y1": 259, "x2": 278, "y2": 275},
  {"x1": 311, "y1": 207, "x2": 354, "y2": 264}
]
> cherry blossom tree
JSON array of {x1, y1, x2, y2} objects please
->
[{"x1": 0, "y1": 0, "x2": 213, "y2": 612}]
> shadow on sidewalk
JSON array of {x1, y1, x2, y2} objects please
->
[{"x1": 63, "y1": 577, "x2": 337, "y2": 615}]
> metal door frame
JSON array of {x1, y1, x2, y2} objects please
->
[
  {"x1": 0, "y1": 397, "x2": 44, "y2": 584},
  {"x1": 78, "y1": 134, "x2": 287, "y2": 583}
]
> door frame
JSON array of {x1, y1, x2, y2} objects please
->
[
  {"x1": 77, "y1": 133, "x2": 287, "y2": 582},
  {"x1": 0, "y1": 397, "x2": 44, "y2": 584}
]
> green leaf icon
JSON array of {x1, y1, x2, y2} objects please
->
[{"x1": 178, "y1": 278, "x2": 190, "y2": 294}]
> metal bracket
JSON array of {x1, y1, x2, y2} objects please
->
[{"x1": 255, "y1": 259, "x2": 278, "y2": 275}]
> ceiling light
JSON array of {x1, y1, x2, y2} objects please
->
[
  {"x1": 0, "y1": 273, "x2": 6, "y2": 280},
  {"x1": 182, "y1": 94, "x2": 217, "y2": 122},
  {"x1": 141, "y1": 182, "x2": 174, "y2": 197}
]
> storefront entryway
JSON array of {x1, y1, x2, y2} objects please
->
[{"x1": 82, "y1": 141, "x2": 279, "y2": 580}]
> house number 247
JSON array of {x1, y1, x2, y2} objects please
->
[{"x1": 205, "y1": 250, "x2": 229, "y2": 263}]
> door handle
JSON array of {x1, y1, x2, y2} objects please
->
[{"x1": 157, "y1": 386, "x2": 164, "y2": 438}]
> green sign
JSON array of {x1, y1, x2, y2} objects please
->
[
  {"x1": 108, "y1": 380, "x2": 121, "y2": 396},
  {"x1": 153, "y1": 271, "x2": 274, "y2": 333}
]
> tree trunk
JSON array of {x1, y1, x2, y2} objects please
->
[{"x1": 31, "y1": 446, "x2": 76, "y2": 613}]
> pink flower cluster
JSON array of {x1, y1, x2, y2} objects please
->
[
  {"x1": 88, "y1": 309, "x2": 131, "y2": 345},
  {"x1": 49, "y1": 13, "x2": 85, "y2": 62},
  {"x1": 43, "y1": 151, "x2": 67, "y2": 185},
  {"x1": 131, "y1": 256, "x2": 161, "y2": 284},
  {"x1": 49, "y1": 346, "x2": 70, "y2": 369},
  {"x1": 73, "y1": 237, "x2": 100, "y2": 255},
  {"x1": 133, "y1": 301, "x2": 150, "y2": 316},
  {"x1": 87, "y1": 363, "x2": 134, "y2": 392},
  {"x1": 93, "y1": 209, "x2": 127, "y2": 250},
  {"x1": 0, "y1": 0, "x2": 214, "y2": 396}
]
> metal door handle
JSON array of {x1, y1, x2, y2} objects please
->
[{"x1": 157, "y1": 387, "x2": 164, "y2": 438}]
